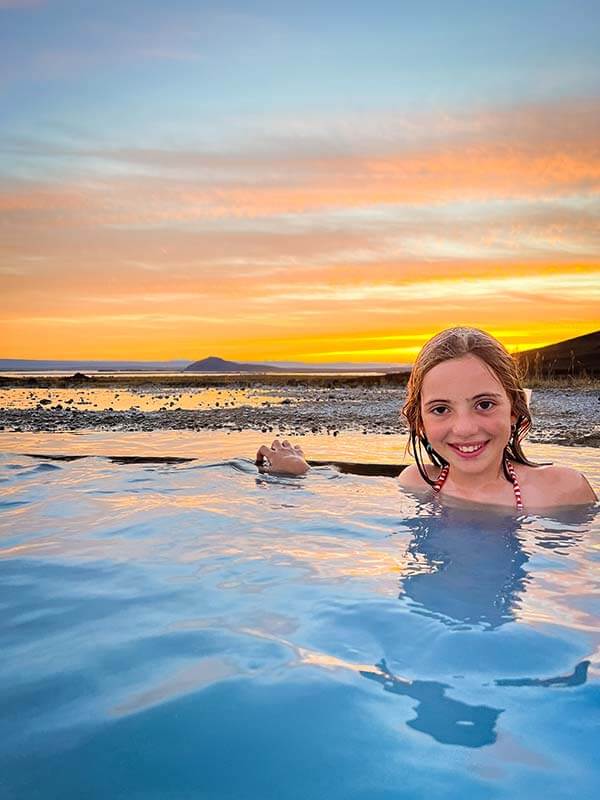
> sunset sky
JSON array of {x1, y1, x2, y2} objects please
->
[{"x1": 1, "y1": 0, "x2": 599, "y2": 362}]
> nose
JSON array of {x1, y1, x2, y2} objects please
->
[{"x1": 450, "y1": 410, "x2": 480, "y2": 440}]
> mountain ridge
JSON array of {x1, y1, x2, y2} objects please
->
[
  {"x1": 2, "y1": 330, "x2": 598, "y2": 375},
  {"x1": 516, "y1": 330, "x2": 599, "y2": 376}
]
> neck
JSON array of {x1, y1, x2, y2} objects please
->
[{"x1": 446, "y1": 459, "x2": 506, "y2": 492}]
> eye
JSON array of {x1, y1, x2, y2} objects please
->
[
  {"x1": 430, "y1": 405, "x2": 449, "y2": 415},
  {"x1": 476, "y1": 399, "x2": 496, "y2": 411}
]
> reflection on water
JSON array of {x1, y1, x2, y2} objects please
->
[
  {"x1": 0, "y1": 386, "x2": 294, "y2": 412},
  {"x1": 395, "y1": 504, "x2": 595, "y2": 630},
  {"x1": 0, "y1": 447, "x2": 598, "y2": 799},
  {"x1": 357, "y1": 503, "x2": 597, "y2": 748},
  {"x1": 361, "y1": 658, "x2": 503, "y2": 747},
  {"x1": 495, "y1": 660, "x2": 589, "y2": 687},
  {"x1": 397, "y1": 507, "x2": 531, "y2": 630}
]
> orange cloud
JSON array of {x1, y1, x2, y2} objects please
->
[
  {"x1": 2, "y1": 266, "x2": 597, "y2": 360},
  {"x1": 3, "y1": 99, "x2": 600, "y2": 225},
  {"x1": 2, "y1": 143, "x2": 598, "y2": 224},
  {"x1": 1, "y1": 98, "x2": 599, "y2": 359}
]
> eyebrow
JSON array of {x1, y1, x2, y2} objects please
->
[{"x1": 424, "y1": 392, "x2": 503, "y2": 407}]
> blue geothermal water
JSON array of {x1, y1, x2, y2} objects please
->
[{"x1": 0, "y1": 446, "x2": 598, "y2": 799}]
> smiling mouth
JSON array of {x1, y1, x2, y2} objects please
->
[{"x1": 448, "y1": 441, "x2": 489, "y2": 457}]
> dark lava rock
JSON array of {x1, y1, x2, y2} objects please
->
[{"x1": 0, "y1": 385, "x2": 597, "y2": 446}]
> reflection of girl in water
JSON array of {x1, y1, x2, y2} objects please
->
[
  {"x1": 360, "y1": 658, "x2": 503, "y2": 748},
  {"x1": 398, "y1": 505, "x2": 529, "y2": 630},
  {"x1": 360, "y1": 509, "x2": 527, "y2": 747},
  {"x1": 361, "y1": 503, "x2": 594, "y2": 747},
  {"x1": 396, "y1": 502, "x2": 596, "y2": 630}
]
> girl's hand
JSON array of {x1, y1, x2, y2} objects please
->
[{"x1": 256, "y1": 438, "x2": 310, "y2": 476}]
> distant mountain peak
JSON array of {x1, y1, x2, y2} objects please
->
[
  {"x1": 184, "y1": 356, "x2": 280, "y2": 373},
  {"x1": 202, "y1": 356, "x2": 230, "y2": 365}
]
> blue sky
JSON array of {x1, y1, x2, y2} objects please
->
[
  {"x1": 3, "y1": 0, "x2": 599, "y2": 148},
  {"x1": 1, "y1": 0, "x2": 599, "y2": 359}
]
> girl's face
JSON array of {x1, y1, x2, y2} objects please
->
[{"x1": 420, "y1": 355, "x2": 515, "y2": 474}]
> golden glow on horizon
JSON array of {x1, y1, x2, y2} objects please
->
[
  {"x1": 2, "y1": 100, "x2": 599, "y2": 361},
  {"x1": 1, "y1": 320, "x2": 596, "y2": 362},
  {"x1": 1, "y1": 266, "x2": 598, "y2": 360}
]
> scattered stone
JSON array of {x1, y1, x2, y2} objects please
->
[{"x1": 0, "y1": 384, "x2": 597, "y2": 446}]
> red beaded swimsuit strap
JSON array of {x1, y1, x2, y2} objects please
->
[
  {"x1": 505, "y1": 460, "x2": 524, "y2": 511},
  {"x1": 432, "y1": 465, "x2": 449, "y2": 494},
  {"x1": 432, "y1": 461, "x2": 524, "y2": 510}
]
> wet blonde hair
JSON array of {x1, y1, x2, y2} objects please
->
[{"x1": 402, "y1": 327, "x2": 535, "y2": 486}]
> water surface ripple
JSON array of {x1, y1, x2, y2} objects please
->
[{"x1": 1, "y1": 452, "x2": 598, "y2": 800}]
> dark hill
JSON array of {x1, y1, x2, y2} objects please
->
[
  {"x1": 184, "y1": 356, "x2": 284, "y2": 373},
  {"x1": 515, "y1": 330, "x2": 599, "y2": 377}
]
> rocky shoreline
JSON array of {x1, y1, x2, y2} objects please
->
[{"x1": 0, "y1": 384, "x2": 598, "y2": 447}]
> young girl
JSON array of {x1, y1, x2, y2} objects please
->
[{"x1": 255, "y1": 327, "x2": 597, "y2": 509}]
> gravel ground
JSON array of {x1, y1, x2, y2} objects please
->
[{"x1": 0, "y1": 384, "x2": 598, "y2": 446}]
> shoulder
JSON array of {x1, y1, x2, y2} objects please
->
[
  {"x1": 397, "y1": 463, "x2": 439, "y2": 489},
  {"x1": 517, "y1": 464, "x2": 597, "y2": 506}
]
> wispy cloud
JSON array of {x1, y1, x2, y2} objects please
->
[
  {"x1": 2, "y1": 89, "x2": 599, "y2": 358},
  {"x1": 251, "y1": 272, "x2": 600, "y2": 305},
  {"x1": 2, "y1": 101, "x2": 599, "y2": 239}
]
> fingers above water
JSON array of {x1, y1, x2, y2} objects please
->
[
  {"x1": 276, "y1": 439, "x2": 306, "y2": 458},
  {"x1": 256, "y1": 444, "x2": 273, "y2": 462},
  {"x1": 256, "y1": 438, "x2": 308, "y2": 472}
]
